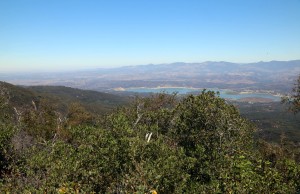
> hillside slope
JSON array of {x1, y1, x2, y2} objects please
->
[
  {"x1": 27, "y1": 85, "x2": 129, "y2": 114},
  {"x1": 0, "y1": 81, "x2": 129, "y2": 115}
]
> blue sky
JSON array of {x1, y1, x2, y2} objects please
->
[{"x1": 0, "y1": 0, "x2": 300, "y2": 72}]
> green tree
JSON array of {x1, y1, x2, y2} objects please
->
[
  {"x1": 169, "y1": 91, "x2": 256, "y2": 192},
  {"x1": 21, "y1": 99, "x2": 58, "y2": 140},
  {"x1": 0, "y1": 85, "x2": 15, "y2": 184},
  {"x1": 66, "y1": 102, "x2": 94, "y2": 127}
]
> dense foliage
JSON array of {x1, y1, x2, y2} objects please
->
[
  {"x1": 0, "y1": 83, "x2": 300, "y2": 193},
  {"x1": 28, "y1": 85, "x2": 129, "y2": 115},
  {"x1": 282, "y1": 74, "x2": 300, "y2": 114},
  {"x1": 238, "y1": 101, "x2": 300, "y2": 144}
]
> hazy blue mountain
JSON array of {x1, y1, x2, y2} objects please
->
[{"x1": 1, "y1": 60, "x2": 299, "y2": 93}]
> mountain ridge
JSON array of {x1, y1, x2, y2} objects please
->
[
  {"x1": 0, "y1": 81, "x2": 129, "y2": 115},
  {"x1": 1, "y1": 60, "x2": 299, "y2": 93}
]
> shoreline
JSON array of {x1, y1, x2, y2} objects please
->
[
  {"x1": 113, "y1": 86, "x2": 282, "y2": 102},
  {"x1": 115, "y1": 86, "x2": 280, "y2": 94}
]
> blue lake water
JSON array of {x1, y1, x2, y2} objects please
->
[{"x1": 124, "y1": 87, "x2": 281, "y2": 101}]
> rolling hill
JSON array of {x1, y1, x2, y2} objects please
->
[{"x1": 0, "y1": 81, "x2": 129, "y2": 115}]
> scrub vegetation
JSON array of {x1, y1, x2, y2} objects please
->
[{"x1": 0, "y1": 81, "x2": 299, "y2": 193}]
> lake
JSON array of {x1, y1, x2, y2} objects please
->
[{"x1": 124, "y1": 87, "x2": 281, "y2": 102}]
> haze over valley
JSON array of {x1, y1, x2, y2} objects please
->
[{"x1": 2, "y1": 60, "x2": 299, "y2": 99}]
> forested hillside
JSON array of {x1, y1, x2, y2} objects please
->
[
  {"x1": 238, "y1": 102, "x2": 300, "y2": 144},
  {"x1": 0, "y1": 82, "x2": 129, "y2": 115},
  {"x1": 27, "y1": 85, "x2": 129, "y2": 114},
  {"x1": 0, "y1": 82, "x2": 299, "y2": 193}
]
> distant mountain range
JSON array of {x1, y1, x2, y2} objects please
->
[{"x1": 1, "y1": 60, "x2": 300, "y2": 93}]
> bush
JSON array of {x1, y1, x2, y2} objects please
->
[{"x1": 1, "y1": 91, "x2": 299, "y2": 193}]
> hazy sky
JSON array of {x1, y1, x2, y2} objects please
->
[{"x1": 1, "y1": 0, "x2": 300, "y2": 72}]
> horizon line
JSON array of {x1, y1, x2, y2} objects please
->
[{"x1": 1, "y1": 59, "x2": 299, "y2": 74}]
